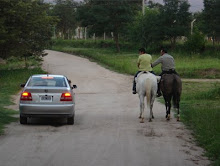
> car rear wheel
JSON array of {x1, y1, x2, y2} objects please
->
[
  {"x1": 67, "y1": 115, "x2": 74, "y2": 125},
  {"x1": 20, "y1": 115, "x2": 27, "y2": 124}
]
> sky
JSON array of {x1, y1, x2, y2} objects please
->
[
  {"x1": 45, "y1": 0, "x2": 204, "y2": 12},
  {"x1": 153, "y1": 0, "x2": 203, "y2": 12}
]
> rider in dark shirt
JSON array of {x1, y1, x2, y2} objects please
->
[{"x1": 151, "y1": 49, "x2": 178, "y2": 97}]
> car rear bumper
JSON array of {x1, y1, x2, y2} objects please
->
[{"x1": 19, "y1": 103, "x2": 74, "y2": 117}]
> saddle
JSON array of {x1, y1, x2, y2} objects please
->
[
  {"x1": 136, "y1": 71, "x2": 149, "y2": 78},
  {"x1": 162, "y1": 69, "x2": 178, "y2": 75},
  {"x1": 135, "y1": 71, "x2": 161, "y2": 83}
]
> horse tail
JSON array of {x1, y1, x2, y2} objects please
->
[
  {"x1": 172, "y1": 74, "x2": 181, "y2": 108},
  {"x1": 172, "y1": 76, "x2": 177, "y2": 108},
  {"x1": 145, "y1": 78, "x2": 152, "y2": 109}
]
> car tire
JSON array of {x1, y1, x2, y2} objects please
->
[
  {"x1": 67, "y1": 115, "x2": 74, "y2": 125},
  {"x1": 20, "y1": 115, "x2": 27, "y2": 124}
]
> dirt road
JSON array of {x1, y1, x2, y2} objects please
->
[{"x1": 0, "y1": 50, "x2": 210, "y2": 166}]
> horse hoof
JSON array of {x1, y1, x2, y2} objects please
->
[
  {"x1": 149, "y1": 119, "x2": 152, "y2": 122},
  {"x1": 166, "y1": 115, "x2": 170, "y2": 121},
  {"x1": 140, "y1": 119, "x2": 144, "y2": 123},
  {"x1": 152, "y1": 115, "x2": 154, "y2": 119},
  {"x1": 138, "y1": 116, "x2": 141, "y2": 119},
  {"x1": 177, "y1": 115, "x2": 180, "y2": 121}
]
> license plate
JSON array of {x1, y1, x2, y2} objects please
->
[{"x1": 40, "y1": 95, "x2": 52, "y2": 102}]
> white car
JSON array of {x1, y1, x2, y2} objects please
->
[{"x1": 19, "y1": 74, "x2": 77, "y2": 125}]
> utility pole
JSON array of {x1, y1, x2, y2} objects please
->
[
  {"x1": 85, "y1": 27, "x2": 87, "y2": 40},
  {"x1": 142, "y1": 0, "x2": 145, "y2": 15},
  {"x1": 191, "y1": 19, "x2": 196, "y2": 35}
]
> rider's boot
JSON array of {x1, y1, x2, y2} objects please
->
[
  {"x1": 132, "y1": 81, "x2": 137, "y2": 94},
  {"x1": 157, "y1": 82, "x2": 162, "y2": 97}
]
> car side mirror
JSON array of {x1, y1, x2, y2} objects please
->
[
  {"x1": 72, "y1": 85, "x2": 77, "y2": 89},
  {"x1": 68, "y1": 80, "x2": 72, "y2": 84},
  {"x1": 20, "y1": 83, "x2": 25, "y2": 88}
]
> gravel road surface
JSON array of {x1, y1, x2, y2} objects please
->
[{"x1": 0, "y1": 50, "x2": 210, "y2": 166}]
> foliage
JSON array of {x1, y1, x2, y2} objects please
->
[
  {"x1": 203, "y1": 0, "x2": 220, "y2": 45},
  {"x1": 127, "y1": 9, "x2": 163, "y2": 49},
  {"x1": 184, "y1": 29, "x2": 206, "y2": 53},
  {"x1": 160, "y1": 0, "x2": 191, "y2": 48},
  {"x1": 51, "y1": 0, "x2": 78, "y2": 39},
  {"x1": 52, "y1": 39, "x2": 138, "y2": 51},
  {"x1": 126, "y1": 0, "x2": 191, "y2": 50},
  {"x1": 76, "y1": 0, "x2": 138, "y2": 52},
  {"x1": 0, "y1": 0, "x2": 57, "y2": 60}
]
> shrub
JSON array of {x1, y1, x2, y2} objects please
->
[{"x1": 184, "y1": 29, "x2": 206, "y2": 54}]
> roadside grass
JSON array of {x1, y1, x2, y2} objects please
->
[
  {"x1": 52, "y1": 41, "x2": 220, "y2": 165},
  {"x1": 0, "y1": 57, "x2": 45, "y2": 135},
  {"x1": 0, "y1": 56, "x2": 43, "y2": 70},
  {"x1": 181, "y1": 82, "x2": 220, "y2": 166},
  {"x1": 53, "y1": 46, "x2": 137, "y2": 75},
  {"x1": 52, "y1": 45, "x2": 220, "y2": 79}
]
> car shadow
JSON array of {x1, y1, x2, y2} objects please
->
[{"x1": 26, "y1": 117, "x2": 68, "y2": 127}]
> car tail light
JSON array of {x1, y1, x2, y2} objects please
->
[
  {"x1": 60, "y1": 93, "x2": 72, "y2": 101},
  {"x1": 20, "y1": 92, "x2": 32, "y2": 101}
]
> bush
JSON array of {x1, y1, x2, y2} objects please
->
[{"x1": 184, "y1": 29, "x2": 206, "y2": 54}]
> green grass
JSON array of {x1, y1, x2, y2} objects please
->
[
  {"x1": 0, "y1": 57, "x2": 45, "y2": 134},
  {"x1": 53, "y1": 46, "x2": 138, "y2": 75},
  {"x1": 0, "y1": 56, "x2": 43, "y2": 70},
  {"x1": 52, "y1": 44, "x2": 220, "y2": 79},
  {"x1": 181, "y1": 82, "x2": 220, "y2": 165},
  {"x1": 52, "y1": 40, "x2": 220, "y2": 165}
]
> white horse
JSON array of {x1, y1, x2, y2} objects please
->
[{"x1": 135, "y1": 72, "x2": 158, "y2": 123}]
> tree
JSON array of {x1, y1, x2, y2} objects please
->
[
  {"x1": 0, "y1": 0, "x2": 57, "y2": 61},
  {"x1": 127, "y1": 8, "x2": 163, "y2": 49},
  {"x1": 51, "y1": 0, "x2": 78, "y2": 39},
  {"x1": 184, "y1": 28, "x2": 206, "y2": 54},
  {"x1": 76, "y1": 0, "x2": 138, "y2": 52},
  {"x1": 203, "y1": 0, "x2": 220, "y2": 45},
  {"x1": 160, "y1": 0, "x2": 191, "y2": 48}
]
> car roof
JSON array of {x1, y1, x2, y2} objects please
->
[{"x1": 31, "y1": 74, "x2": 66, "y2": 78}]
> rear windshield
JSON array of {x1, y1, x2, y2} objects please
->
[{"x1": 27, "y1": 77, "x2": 67, "y2": 87}]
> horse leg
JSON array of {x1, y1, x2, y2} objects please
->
[
  {"x1": 176, "y1": 102, "x2": 180, "y2": 121},
  {"x1": 163, "y1": 95, "x2": 169, "y2": 118},
  {"x1": 165, "y1": 95, "x2": 172, "y2": 121},
  {"x1": 149, "y1": 94, "x2": 155, "y2": 121},
  {"x1": 174, "y1": 93, "x2": 181, "y2": 121},
  {"x1": 149, "y1": 104, "x2": 153, "y2": 122},
  {"x1": 139, "y1": 95, "x2": 145, "y2": 123},
  {"x1": 167, "y1": 100, "x2": 171, "y2": 121},
  {"x1": 165, "y1": 101, "x2": 169, "y2": 118}
]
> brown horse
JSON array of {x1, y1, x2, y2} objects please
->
[{"x1": 160, "y1": 73, "x2": 182, "y2": 121}]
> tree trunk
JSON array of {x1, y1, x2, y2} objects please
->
[
  {"x1": 114, "y1": 33, "x2": 120, "y2": 53},
  {"x1": 24, "y1": 55, "x2": 28, "y2": 68},
  {"x1": 170, "y1": 37, "x2": 176, "y2": 49}
]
